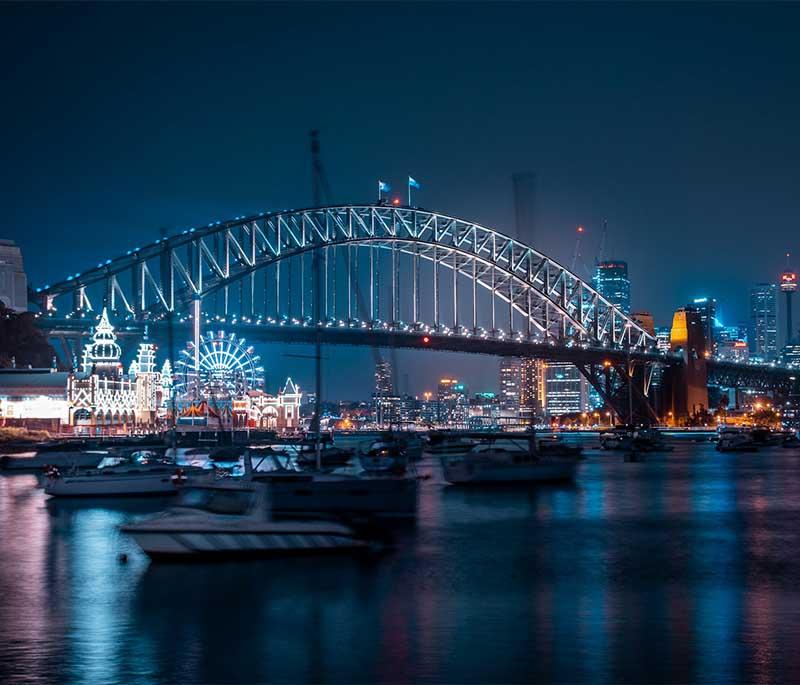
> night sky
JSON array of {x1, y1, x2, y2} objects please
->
[{"x1": 2, "y1": 2, "x2": 799, "y2": 398}]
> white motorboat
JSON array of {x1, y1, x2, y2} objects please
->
[
  {"x1": 44, "y1": 450, "x2": 208, "y2": 497},
  {"x1": 248, "y1": 446, "x2": 418, "y2": 518},
  {"x1": 121, "y1": 482, "x2": 371, "y2": 560},
  {"x1": 441, "y1": 435, "x2": 581, "y2": 485}
]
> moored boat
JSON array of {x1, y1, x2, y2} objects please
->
[
  {"x1": 44, "y1": 450, "x2": 208, "y2": 497},
  {"x1": 441, "y1": 434, "x2": 581, "y2": 485},
  {"x1": 121, "y1": 482, "x2": 371, "y2": 560}
]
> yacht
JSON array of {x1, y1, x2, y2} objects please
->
[
  {"x1": 248, "y1": 446, "x2": 418, "y2": 518},
  {"x1": 441, "y1": 435, "x2": 581, "y2": 485},
  {"x1": 121, "y1": 482, "x2": 371, "y2": 560},
  {"x1": 44, "y1": 450, "x2": 208, "y2": 497}
]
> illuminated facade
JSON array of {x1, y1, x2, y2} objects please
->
[
  {"x1": 520, "y1": 358, "x2": 544, "y2": 420},
  {"x1": 688, "y1": 297, "x2": 717, "y2": 351},
  {"x1": 437, "y1": 378, "x2": 468, "y2": 425},
  {"x1": 750, "y1": 283, "x2": 778, "y2": 361},
  {"x1": 499, "y1": 358, "x2": 521, "y2": 413},
  {"x1": 542, "y1": 362, "x2": 589, "y2": 417},
  {"x1": 593, "y1": 261, "x2": 630, "y2": 314}
]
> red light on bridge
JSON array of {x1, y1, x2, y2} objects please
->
[
  {"x1": 392, "y1": 197, "x2": 401, "y2": 206},
  {"x1": 422, "y1": 336, "x2": 430, "y2": 344}
]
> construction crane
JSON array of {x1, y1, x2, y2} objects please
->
[{"x1": 570, "y1": 225, "x2": 585, "y2": 273}]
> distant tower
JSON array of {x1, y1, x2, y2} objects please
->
[
  {"x1": 512, "y1": 172, "x2": 536, "y2": 244},
  {"x1": 780, "y1": 253, "x2": 798, "y2": 344}
]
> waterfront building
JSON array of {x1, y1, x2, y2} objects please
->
[
  {"x1": 593, "y1": 261, "x2": 630, "y2": 314},
  {"x1": 0, "y1": 367, "x2": 70, "y2": 429},
  {"x1": 542, "y1": 362, "x2": 589, "y2": 417},
  {"x1": 750, "y1": 283, "x2": 778, "y2": 360},
  {"x1": 437, "y1": 378, "x2": 468, "y2": 425},
  {"x1": 419, "y1": 392, "x2": 438, "y2": 425},
  {"x1": 498, "y1": 358, "x2": 521, "y2": 413},
  {"x1": 0, "y1": 240, "x2": 27, "y2": 312}
]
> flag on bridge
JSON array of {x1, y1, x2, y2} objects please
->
[{"x1": 408, "y1": 175, "x2": 421, "y2": 206}]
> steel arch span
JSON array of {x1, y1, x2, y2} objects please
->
[{"x1": 35, "y1": 204, "x2": 655, "y2": 352}]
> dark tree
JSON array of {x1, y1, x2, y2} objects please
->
[{"x1": 0, "y1": 304, "x2": 57, "y2": 369}]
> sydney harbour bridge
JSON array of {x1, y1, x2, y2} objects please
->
[{"x1": 29, "y1": 204, "x2": 798, "y2": 424}]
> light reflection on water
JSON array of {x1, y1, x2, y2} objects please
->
[{"x1": 2, "y1": 442, "x2": 800, "y2": 683}]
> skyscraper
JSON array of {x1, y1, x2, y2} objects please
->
[
  {"x1": 543, "y1": 363, "x2": 589, "y2": 417},
  {"x1": 374, "y1": 358, "x2": 393, "y2": 396},
  {"x1": 688, "y1": 297, "x2": 717, "y2": 351},
  {"x1": 519, "y1": 358, "x2": 544, "y2": 421},
  {"x1": 0, "y1": 240, "x2": 27, "y2": 312},
  {"x1": 750, "y1": 283, "x2": 778, "y2": 360},
  {"x1": 593, "y1": 261, "x2": 630, "y2": 314},
  {"x1": 498, "y1": 358, "x2": 521, "y2": 414},
  {"x1": 780, "y1": 261, "x2": 798, "y2": 344}
]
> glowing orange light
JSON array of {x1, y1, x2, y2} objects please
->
[
  {"x1": 422, "y1": 336, "x2": 430, "y2": 344},
  {"x1": 392, "y1": 197, "x2": 401, "y2": 206},
  {"x1": 577, "y1": 225, "x2": 584, "y2": 233}
]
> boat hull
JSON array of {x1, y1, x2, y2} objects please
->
[
  {"x1": 263, "y1": 476, "x2": 418, "y2": 518},
  {"x1": 123, "y1": 525, "x2": 368, "y2": 560},
  {"x1": 1, "y1": 451, "x2": 107, "y2": 471},
  {"x1": 442, "y1": 458, "x2": 578, "y2": 484},
  {"x1": 44, "y1": 473, "x2": 195, "y2": 497}
]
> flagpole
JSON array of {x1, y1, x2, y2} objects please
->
[
  {"x1": 378, "y1": 180, "x2": 381, "y2": 202},
  {"x1": 408, "y1": 179, "x2": 411, "y2": 207}
]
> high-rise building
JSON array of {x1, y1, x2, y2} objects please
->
[
  {"x1": 780, "y1": 261, "x2": 798, "y2": 344},
  {"x1": 374, "y1": 358, "x2": 393, "y2": 396},
  {"x1": 0, "y1": 240, "x2": 27, "y2": 312},
  {"x1": 519, "y1": 358, "x2": 544, "y2": 420},
  {"x1": 688, "y1": 297, "x2": 717, "y2": 350},
  {"x1": 750, "y1": 283, "x2": 778, "y2": 360},
  {"x1": 499, "y1": 358, "x2": 521, "y2": 413},
  {"x1": 542, "y1": 362, "x2": 589, "y2": 417},
  {"x1": 593, "y1": 261, "x2": 630, "y2": 314}
]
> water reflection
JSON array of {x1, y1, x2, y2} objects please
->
[{"x1": 3, "y1": 444, "x2": 800, "y2": 683}]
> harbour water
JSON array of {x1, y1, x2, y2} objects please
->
[{"x1": 2, "y1": 440, "x2": 800, "y2": 684}]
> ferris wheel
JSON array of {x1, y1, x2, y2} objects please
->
[{"x1": 174, "y1": 331, "x2": 264, "y2": 400}]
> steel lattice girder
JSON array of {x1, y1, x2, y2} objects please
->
[{"x1": 34, "y1": 205, "x2": 655, "y2": 351}]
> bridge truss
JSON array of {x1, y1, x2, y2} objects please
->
[{"x1": 34, "y1": 205, "x2": 656, "y2": 353}]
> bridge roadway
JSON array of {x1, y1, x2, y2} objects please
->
[{"x1": 40, "y1": 316, "x2": 673, "y2": 367}]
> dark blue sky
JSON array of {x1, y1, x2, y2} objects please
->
[{"x1": 2, "y1": 2, "x2": 799, "y2": 397}]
